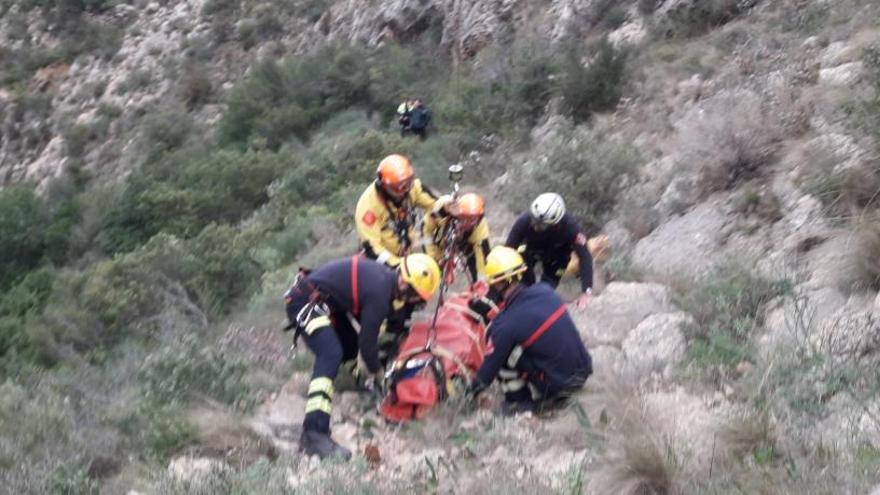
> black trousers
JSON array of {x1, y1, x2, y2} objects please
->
[
  {"x1": 286, "y1": 288, "x2": 358, "y2": 433},
  {"x1": 522, "y1": 252, "x2": 571, "y2": 288}
]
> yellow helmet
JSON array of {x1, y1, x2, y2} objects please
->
[
  {"x1": 485, "y1": 246, "x2": 527, "y2": 284},
  {"x1": 399, "y1": 253, "x2": 441, "y2": 300}
]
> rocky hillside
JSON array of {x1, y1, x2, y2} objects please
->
[{"x1": 2, "y1": 0, "x2": 880, "y2": 493}]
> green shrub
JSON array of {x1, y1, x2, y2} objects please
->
[
  {"x1": 141, "y1": 109, "x2": 193, "y2": 152},
  {"x1": 677, "y1": 263, "x2": 789, "y2": 375},
  {"x1": 179, "y1": 63, "x2": 214, "y2": 109},
  {"x1": 558, "y1": 37, "x2": 628, "y2": 124},
  {"x1": 0, "y1": 186, "x2": 48, "y2": 290},
  {"x1": 140, "y1": 337, "x2": 250, "y2": 407},
  {"x1": 433, "y1": 77, "x2": 508, "y2": 136},
  {"x1": 101, "y1": 148, "x2": 286, "y2": 254},
  {"x1": 187, "y1": 224, "x2": 261, "y2": 312},
  {"x1": 656, "y1": 0, "x2": 755, "y2": 38},
  {"x1": 49, "y1": 463, "x2": 98, "y2": 495},
  {"x1": 219, "y1": 46, "x2": 378, "y2": 149},
  {"x1": 118, "y1": 402, "x2": 197, "y2": 462},
  {"x1": 0, "y1": 268, "x2": 54, "y2": 364},
  {"x1": 507, "y1": 126, "x2": 640, "y2": 233}
]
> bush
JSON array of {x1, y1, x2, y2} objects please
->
[
  {"x1": 141, "y1": 109, "x2": 194, "y2": 153},
  {"x1": 49, "y1": 463, "x2": 99, "y2": 495},
  {"x1": 798, "y1": 144, "x2": 880, "y2": 217},
  {"x1": 676, "y1": 90, "x2": 782, "y2": 197},
  {"x1": 187, "y1": 224, "x2": 261, "y2": 312},
  {"x1": 219, "y1": 46, "x2": 379, "y2": 149},
  {"x1": 677, "y1": 263, "x2": 788, "y2": 375},
  {"x1": 656, "y1": 0, "x2": 756, "y2": 38},
  {"x1": 179, "y1": 64, "x2": 213, "y2": 109},
  {"x1": 0, "y1": 268, "x2": 54, "y2": 364},
  {"x1": 140, "y1": 337, "x2": 250, "y2": 407},
  {"x1": 558, "y1": 37, "x2": 628, "y2": 124},
  {"x1": 101, "y1": 148, "x2": 286, "y2": 254},
  {"x1": 0, "y1": 186, "x2": 48, "y2": 290},
  {"x1": 507, "y1": 126, "x2": 640, "y2": 233},
  {"x1": 856, "y1": 213, "x2": 880, "y2": 290}
]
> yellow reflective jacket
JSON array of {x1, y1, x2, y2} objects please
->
[
  {"x1": 423, "y1": 214, "x2": 491, "y2": 281},
  {"x1": 355, "y1": 180, "x2": 439, "y2": 267}
]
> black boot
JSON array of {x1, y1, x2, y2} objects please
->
[
  {"x1": 299, "y1": 429, "x2": 352, "y2": 460},
  {"x1": 500, "y1": 399, "x2": 535, "y2": 417}
]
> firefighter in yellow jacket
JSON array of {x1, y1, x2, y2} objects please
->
[
  {"x1": 423, "y1": 192, "x2": 491, "y2": 282},
  {"x1": 356, "y1": 154, "x2": 442, "y2": 268}
]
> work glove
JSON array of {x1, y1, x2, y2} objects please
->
[{"x1": 468, "y1": 295, "x2": 499, "y2": 326}]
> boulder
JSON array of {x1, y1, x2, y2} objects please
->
[
  {"x1": 818, "y1": 62, "x2": 864, "y2": 87},
  {"x1": 167, "y1": 456, "x2": 229, "y2": 487},
  {"x1": 574, "y1": 282, "x2": 677, "y2": 344},
  {"x1": 632, "y1": 201, "x2": 731, "y2": 280},
  {"x1": 621, "y1": 312, "x2": 692, "y2": 376},
  {"x1": 589, "y1": 345, "x2": 625, "y2": 378}
]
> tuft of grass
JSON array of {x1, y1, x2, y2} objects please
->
[
  {"x1": 596, "y1": 428, "x2": 681, "y2": 495},
  {"x1": 718, "y1": 407, "x2": 776, "y2": 464},
  {"x1": 677, "y1": 262, "x2": 789, "y2": 378},
  {"x1": 856, "y1": 213, "x2": 880, "y2": 291}
]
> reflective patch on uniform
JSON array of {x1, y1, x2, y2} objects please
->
[
  {"x1": 498, "y1": 368, "x2": 519, "y2": 379},
  {"x1": 501, "y1": 379, "x2": 526, "y2": 393},
  {"x1": 507, "y1": 345, "x2": 524, "y2": 368},
  {"x1": 305, "y1": 396, "x2": 332, "y2": 414},
  {"x1": 575, "y1": 233, "x2": 587, "y2": 246},
  {"x1": 308, "y1": 377, "x2": 334, "y2": 398},
  {"x1": 362, "y1": 211, "x2": 377, "y2": 226},
  {"x1": 305, "y1": 315, "x2": 331, "y2": 336}
]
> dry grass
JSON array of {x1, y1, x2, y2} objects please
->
[
  {"x1": 856, "y1": 212, "x2": 880, "y2": 290},
  {"x1": 593, "y1": 423, "x2": 681, "y2": 495},
  {"x1": 717, "y1": 407, "x2": 775, "y2": 463}
]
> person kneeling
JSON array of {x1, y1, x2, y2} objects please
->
[
  {"x1": 467, "y1": 246, "x2": 592, "y2": 414},
  {"x1": 284, "y1": 254, "x2": 441, "y2": 459}
]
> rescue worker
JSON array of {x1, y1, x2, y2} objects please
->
[
  {"x1": 284, "y1": 253, "x2": 441, "y2": 459},
  {"x1": 467, "y1": 246, "x2": 592, "y2": 414},
  {"x1": 423, "y1": 192, "x2": 491, "y2": 283},
  {"x1": 355, "y1": 154, "x2": 443, "y2": 268},
  {"x1": 505, "y1": 192, "x2": 594, "y2": 310},
  {"x1": 396, "y1": 99, "x2": 414, "y2": 135},
  {"x1": 408, "y1": 99, "x2": 431, "y2": 140}
]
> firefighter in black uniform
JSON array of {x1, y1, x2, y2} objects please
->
[
  {"x1": 284, "y1": 253, "x2": 441, "y2": 459},
  {"x1": 505, "y1": 192, "x2": 594, "y2": 310},
  {"x1": 467, "y1": 246, "x2": 592, "y2": 414}
]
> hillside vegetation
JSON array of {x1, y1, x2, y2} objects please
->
[{"x1": 1, "y1": 0, "x2": 880, "y2": 493}]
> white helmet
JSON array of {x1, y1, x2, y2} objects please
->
[{"x1": 530, "y1": 193, "x2": 566, "y2": 225}]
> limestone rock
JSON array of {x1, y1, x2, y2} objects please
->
[
  {"x1": 574, "y1": 282, "x2": 676, "y2": 344},
  {"x1": 818, "y1": 62, "x2": 864, "y2": 86},
  {"x1": 167, "y1": 456, "x2": 229, "y2": 486},
  {"x1": 621, "y1": 312, "x2": 692, "y2": 376},
  {"x1": 609, "y1": 20, "x2": 646, "y2": 48},
  {"x1": 589, "y1": 345, "x2": 625, "y2": 378},
  {"x1": 632, "y1": 201, "x2": 730, "y2": 280}
]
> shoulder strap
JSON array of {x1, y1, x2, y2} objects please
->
[
  {"x1": 521, "y1": 304, "x2": 566, "y2": 349},
  {"x1": 351, "y1": 255, "x2": 360, "y2": 316}
]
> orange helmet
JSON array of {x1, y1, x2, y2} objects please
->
[
  {"x1": 456, "y1": 193, "x2": 484, "y2": 231},
  {"x1": 457, "y1": 193, "x2": 485, "y2": 217},
  {"x1": 377, "y1": 154, "x2": 415, "y2": 198}
]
